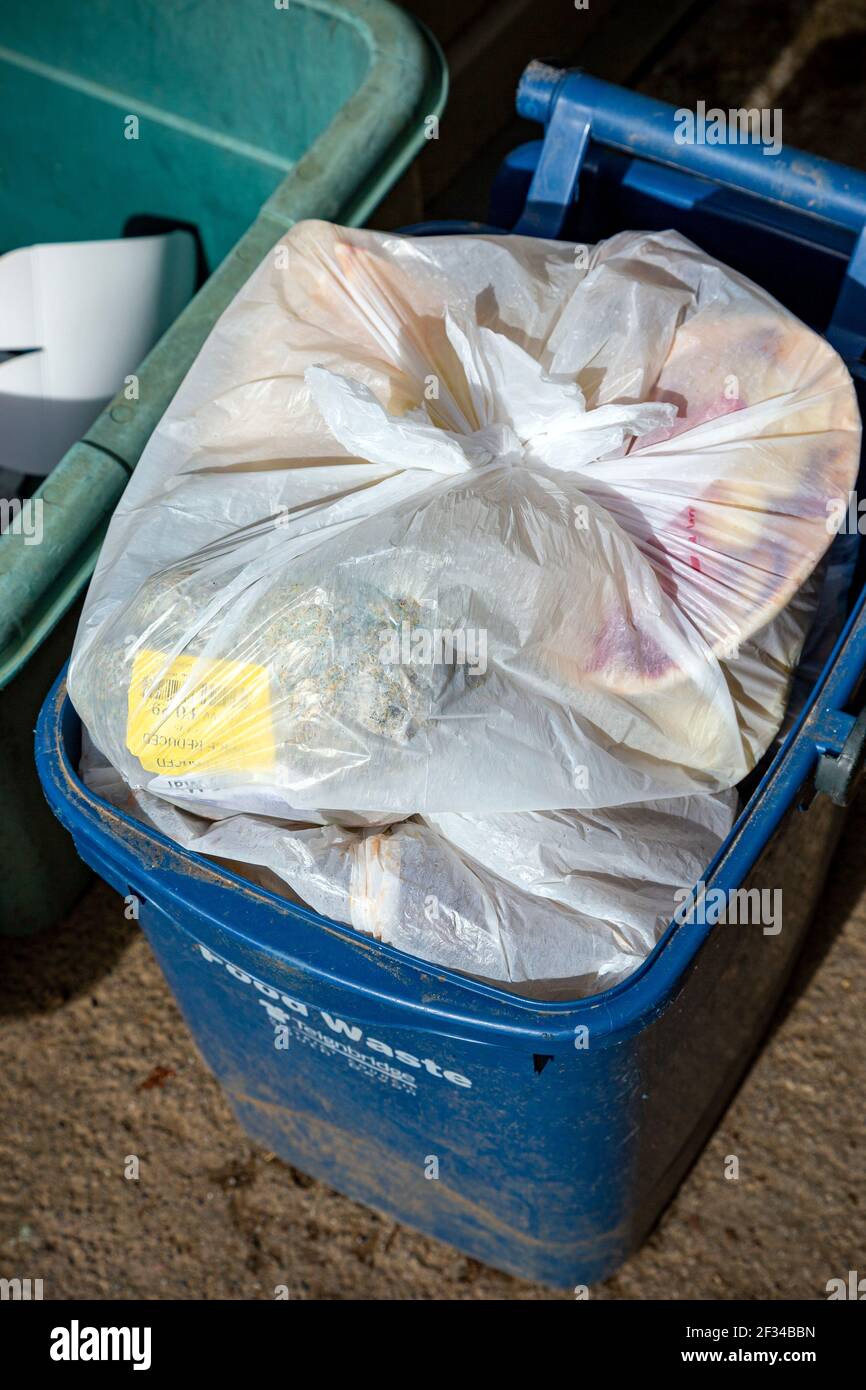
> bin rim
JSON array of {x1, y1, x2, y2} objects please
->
[
  {"x1": 36, "y1": 580, "x2": 866, "y2": 1049},
  {"x1": 0, "y1": 0, "x2": 447, "y2": 692}
]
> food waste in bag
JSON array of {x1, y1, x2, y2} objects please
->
[{"x1": 68, "y1": 222, "x2": 860, "y2": 995}]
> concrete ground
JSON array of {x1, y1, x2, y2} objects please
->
[{"x1": 1, "y1": 0, "x2": 865, "y2": 1300}]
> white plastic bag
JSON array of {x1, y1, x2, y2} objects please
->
[
  {"x1": 68, "y1": 223, "x2": 858, "y2": 819},
  {"x1": 68, "y1": 220, "x2": 859, "y2": 996}
]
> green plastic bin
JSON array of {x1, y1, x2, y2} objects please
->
[{"x1": 0, "y1": 0, "x2": 446, "y2": 934}]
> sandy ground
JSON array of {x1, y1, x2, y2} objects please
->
[{"x1": 2, "y1": 0, "x2": 865, "y2": 1301}]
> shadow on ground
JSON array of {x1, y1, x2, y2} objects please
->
[{"x1": 0, "y1": 880, "x2": 136, "y2": 1020}]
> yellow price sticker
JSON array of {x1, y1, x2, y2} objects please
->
[{"x1": 127, "y1": 648, "x2": 275, "y2": 776}]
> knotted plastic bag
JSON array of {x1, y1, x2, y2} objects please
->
[{"x1": 68, "y1": 223, "x2": 859, "y2": 819}]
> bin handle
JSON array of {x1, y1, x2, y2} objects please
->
[
  {"x1": 516, "y1": 63, "x2": 866, "y2": 235},
  {"x1": 810, "y1": 588, "x2": 866, "y2": 807},
  {"x1": 800, "y1": 590, "x2": 866, "y2": 808},
  {"x1": 815, "y1": 707, "x2": 866, "y2": 805}
]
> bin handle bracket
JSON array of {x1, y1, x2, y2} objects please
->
[
  {"x1": 814, "y1": 706, "x2": 866, "y2": 806},
  {"x1": 513, "y1": 76, "x2": 591, "y2": 239}
]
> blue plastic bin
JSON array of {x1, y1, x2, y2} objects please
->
[{"x1": 36, "y1": 67, "x2": 866, "y2": 1287}]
